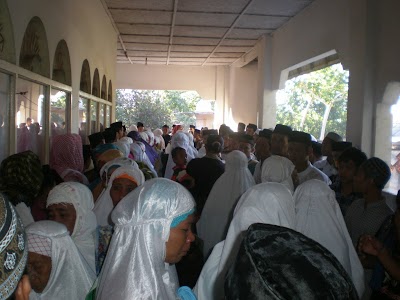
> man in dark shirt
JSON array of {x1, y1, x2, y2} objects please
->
[
  {"x1": 186, "y1": 134, "x2": 225, "y2": 217},
  {"x1": 162, "y1": 124, "x2": 171, "y2": 146}
]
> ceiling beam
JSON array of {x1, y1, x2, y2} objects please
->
[
  {"x1": 167, "y1": 0, "x2": 179, "y2": 65},
  {"x1": 202, "y1": 0, "x2": 256, "y2": 66},
  {"x1": 108, "y1": 7, "x2": 294, "y2": 18},
  {"x1": 115, "y1": 22, "x2": 276, "y2": 31}
]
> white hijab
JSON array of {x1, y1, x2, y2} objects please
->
[
  {"x1": 294, "y1": 179, "x2": 365, "y2": 298},
  {"x1": 114, "y1": 140, "x2": 131, "y2": 157},
  {"x1": 261, "y1": 155, "x2": 295, "y2": 193},
  {"x1": 99, "y1": 157, "x2": 138, "y2": 187},
  {"x1": 93, "y1": 165, "x2": 145, "y2": 226},
  {"x1": 153, "y1": 128, "x2": 166, "y2": 150},
  {"x1": 28, "y1": 221, "x2": 95, "y2": 299},
  {"x1": 195, "y1": 182, "x2": 296, "y2": 300},
  {"x1": 185, "y1": 132, "x2": 198, "y2": 158},
  {"x1": 46, "y1": 182, "x2": 97, "y2": 274},
  {"x1": 197, "y1": 150, "x2": 255, "y2": 257},
  {"x1": 164, "y1": 131, "x2": 195, "y2": 179},
  {"x1": 96, "y1": 178, "x2": 195, "y2": 300},
  {"x1": 130, "y1": 141, "x2": 158, "y2": 177}
]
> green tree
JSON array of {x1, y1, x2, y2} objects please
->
[
  {"x1": 277, "y1": 63, "x2": 348, "y2": 140},
  {"x1": 115, "y1": 90, "x2": 201, "y2": 130}
]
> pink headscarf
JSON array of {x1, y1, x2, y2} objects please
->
[{"x1": 50, "y1": 133, "x2": 84, "y2": 179}]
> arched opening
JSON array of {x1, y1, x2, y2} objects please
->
[
  {"x1": 376, "y1": 82, "x2": 400, "y2": 193},
  {"x1": 108, "y1": 80, "x2": 112, "y2": 102},
  {"x1": 80, "y1": 59, "x2": 91, "y2": 93},
  {"x1": 92, "y1": 68, "x2": 100, "y2": 97},
  {"x1": 19, "y1": 16, "x2": 50, "y2": 77},
  {"x1": 52, "y1": 39, "x2": 71, "y2": 86},
  {"x1": 276, "y1": 62, "x2": 348, "y2": 141},
  {"x1": 0, "y1": 0, "x2": 16, "y2": 63},
  {"x1": 101, "y1": 75, "x2": 107, "y2": 100}
]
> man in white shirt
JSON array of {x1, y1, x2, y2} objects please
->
[
  {"x1": 288, "y1": 131, "x2": 331, "y2": 185},
  {"x1": 314, "y1": 131, "x2": 343, "y2": 180}
]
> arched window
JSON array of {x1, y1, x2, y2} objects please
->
[
  {"x1": 80, "y1": 59, "x2": 91, "y2": 93},
  {"x1": 92, "y1": 68, "x2": 100, "y2": 97},
  {"x1": 101, "y1": 75, "x2": 107, "y2": 100},
  {"x1": 52, "y1": 40, "x2": 71, "y2": 86},
  {"x1": 0, "y1": 0, "x2": 16, "y2": 63},
  {"x1": 108, "y1": 80, "x2": 113, "y2": 102},
  {"x1": 19, "y1": 16, "x2": 50, "y2": 77}
]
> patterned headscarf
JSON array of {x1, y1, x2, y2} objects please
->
[
  {"x1": 0, "y1": 150, "x2": 43, "y2": 206},
  {"x1": 50, "y1": 133, "x2": 84, "y2": 176},
  {"x1": 0, "y1": 193, "x2": 28, "y2": 299}
]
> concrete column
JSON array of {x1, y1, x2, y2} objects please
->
[
  {"x1": 257, "y1": 35, "x2": 276, "y2": 129},
  {"x1": 375, "y1": 103, "x2": 392, "y2": 165},
  {"x1": 70, "y1": 71, "x2": 80, "y2": 134},
  {"x1": 346, "y1": 0, "x2": 378, "y2": 156},
  {"x1": 213, "y1": 65, "x2": 228, "y2": 128}
]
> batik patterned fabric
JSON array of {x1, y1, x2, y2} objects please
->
[
  {"x1": 0, "y1": 150, "x2": 43, "y2": 206},
  {"x1": 0, "y1": 193, "x2": 28, "y2": 299},
  {"x1": 225, "y1": 223, "x2": 359, "y2": 300}
]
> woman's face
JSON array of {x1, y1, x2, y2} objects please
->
[
  {"x1": 27, "y1": 252, "x2": 52, "y2": 293},
  {"x1": 110, "y1": 178, "x2": 138, "y2": 207},
  {"x1": 47, "y1": 203, "x2": 77, "y2": 235},
  {"x1": 165, "y1": 214, "x2": 195, "y2": 264}
]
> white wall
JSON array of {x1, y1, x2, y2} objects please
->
[
  {"x1": 7, "y1": 0, "x2": 118, "y2": 132},
  {"x1": 227, "y1": 61, "x2": 258, "y2": 126},
  {"x1": 116, "y1": 64, "x2": 218, "y2": 100}
]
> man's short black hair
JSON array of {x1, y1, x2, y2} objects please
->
[
  {"x1": 103, "y1": 127, "x2": 117, "y2": 143},
  {"x1": 337, "y1": 147, "x2": 367, "y2": 168},
  {"x1": 171, "y1": 147, "x2": 186, "y2": 158},
  {"x1": 162, "y1": 124, "x2": 169, "y2": 128}
]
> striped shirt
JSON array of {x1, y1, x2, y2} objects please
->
[{"x1": 345, "y1": 198, "x2": 393, "y2": 247}]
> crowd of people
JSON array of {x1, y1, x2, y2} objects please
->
[{"x1": 0, "y1": 119, "x2": 399, "y2": 299}]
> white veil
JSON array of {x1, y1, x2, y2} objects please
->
[
  {"x1": 96, "y1": 178, "x2": 195, "y2": 300},
  {"x1": 197, "y1": 150, "x2": 255, "y2": 257},
  {"x1": 294, "y1": 179, "x2": 365, "y2": 298}
]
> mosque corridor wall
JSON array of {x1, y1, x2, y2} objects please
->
[{"x1": 0, "y1": 0, "x2": 117, "y2": 163}]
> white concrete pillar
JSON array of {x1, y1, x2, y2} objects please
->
[
  {"x1": 257, "y1": 35, "x2": 276, "y2": 129},
  {"x1": 346, "y1": 0, "x2": 378, "y2": 156},
  {"x1": 374, "y1": 103, "x2": 392, "y2": 165}
]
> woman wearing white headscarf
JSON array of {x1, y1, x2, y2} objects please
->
[
  {"x1": 153, "y1": 128, "x2": 166, "y2": 151},
  {"x1": 46, "y1": 182, "x2": 97, "y2": 275},
  {"x1": 261, "y1": 155, "x2": 296, "y2": 193},
  {"x1": 294, "y1": 179, "x2": 365, "y2": 298},
  {"x1": 164, "y1": 131, "x2": 195, "y2": 179},
  {"x1": 194, "y1": 182, "x2": 296, "y2": 300},
  {"x1": 114, "y1": 139, "x2": 131, "y2": 158},
  {"x1": 96, "y1": 178, "x2": 196, "y2": 299},
  {"x1": 93, "y1": 165, "x2": 145, "y2": 226},
  {"x1": 186, "y1": 132, "x2": 198, "y2": 158},
  {"x1": 130, "y1": 141, "x2": 158, "y2": 178},
  {"x1": 27, "y1": 221, "x2": 95, "y2": 299},
  {"x1": 197, "y1": 150, "x2": 255, "y2": 257}
]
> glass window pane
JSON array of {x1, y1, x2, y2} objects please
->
[
  {"x1": 106, "y1": 105, "x2": 110, "y2": 128},
  {"x1": 79, "y1": 98, "x2": 89, "y2": 145},
  {"x1": 0, "y1": 72, "x2": 10, "y2": 162},
  {"x1": 50, "y1": 89, "x2": 68, "y2": 136},
  {"x1": 16, "y1": 78, "x2": 46, "y2": 163},
  {"x1": 99, "y1": 104, "x2": 105, "y2": 132},
  {"x1": 90, "y1": 101, "x2": 98, "y2": 134}
]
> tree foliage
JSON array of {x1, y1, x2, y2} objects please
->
[
  {"x1": 276, "y1": 63, "x2": 349, "y2": 140},
  {"x1": 115, "y1": 89, "x2": 201, "y2": 130}
]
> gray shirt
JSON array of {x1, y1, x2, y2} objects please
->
[{"x1": 345, "y1": 198, "x2": 393, "y2": 247}]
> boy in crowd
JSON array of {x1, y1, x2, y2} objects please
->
[
  {"x1": 330, "y1": 147, "x2": 367, "y2": 215},
  {"x1": 288, "y1": 131, "x2": 331, "y2": 185},
  {"x1": 345, "y1": 157, "x2": 393, "y2": 248},
  {"x1": 270, "y1": 124, "x2": 292, "y2": 157},
  {"x1": 171, "y1": 147, "x2": 193, "y2": 189},
  {"x1": 238, "y1": 134, "x2": 258, "y2": 175}
]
